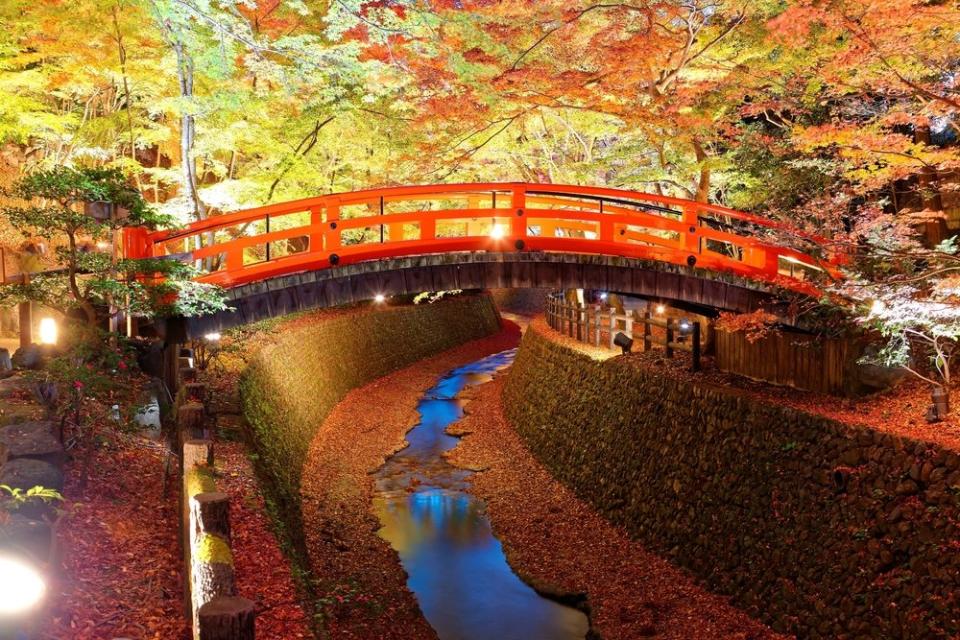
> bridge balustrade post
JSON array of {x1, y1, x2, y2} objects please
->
[
  {"x1": 643, "y1": 311, "x2": 652, "y2": 352},
  {"x1": 681, "y1": 204, "x2": 701, "y2": 255},
  {"x1": 691, "y1": 322, "x2": 702, "y2": 372},
  {"x1": 324, "y1": 203, "x2": 342, "y2": 252},
  {"x1": 309, "y1": 206, "x2": 324, "y2": 254},
  {"x1": 510, "y1": 186, "x2": 526, "y2": 238},
  {"x1": 594, "y1": 306, "x2": 601, "y2": 347},
  {"x1": 665, "y1": 319, "x2": 675, "y2": 359}
]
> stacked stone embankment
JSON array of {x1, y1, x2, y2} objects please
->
[{"x1": 504, "y1": 319, "x2": 960, "y2": 640}]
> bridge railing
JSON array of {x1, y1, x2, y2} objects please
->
[{"x1": 121, "y1": 183, "x2": 842, "y2": 294}]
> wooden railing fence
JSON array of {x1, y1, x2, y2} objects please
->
[{"x1": 545, "y1": 293, "x2": 701, "y2": 371}]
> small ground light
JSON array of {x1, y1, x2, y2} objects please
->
[
  {"x1": 38, "y1": 317, "x2": 57, "y2": 345},
  {"x1": 870, "y1": 299, "x2": 885, "y2": 315},
  {"x1": 599, "y1": 292, "x2": 608, "y2": 301},
  {"x1": 489, "y1": 224, "x2": 505, "y2": 239},
  {"x1": 655, "y1": 304, "x2": 666, "y2": 315},
  {"x1": 374, "y1": 294, "x2": 386, "y2": 303},
  {"x1": 0, "y1": 556, "x2": 46, "y2": 615},
  {"x1": 204, "y1": 332, "x2": 221, "y2": 342}
]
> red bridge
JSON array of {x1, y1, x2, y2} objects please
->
[{"x1": 121, "y1": 183, "x2": 841, "y2": 335}]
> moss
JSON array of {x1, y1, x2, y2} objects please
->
[
  {"x1": 195, "y1": 532, "x2": 233, "y2": 565},
  {"x1": 185, "y1": 465, "x2": 217, "y2": 499},
  {"x1": 504, "y1": 321, "x2": 960, "y2": 639}
]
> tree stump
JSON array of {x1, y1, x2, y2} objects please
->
[{"x1": 198, "y1": 596, "x2": 255, "y2": 640}]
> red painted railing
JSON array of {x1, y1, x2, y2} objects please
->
[{"x1": 121, "y1": 183, "x2": 841, "y2": 294}]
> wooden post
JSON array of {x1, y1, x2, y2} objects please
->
[
  {"x1": 642, "y1": 311, "x2": 652, "y2": 352},
  {"x1": 575, "y1": 303, "x2": 583, "y2": 342},
  {"x1": 594, "y1": 307, "x2": 601, "y2": 347},
  {"x1": 190, "y1": 492, "x2": 236, "y2": 639},
  {"x1": 199, "y1": 596, "x2": 256, "y2": 640},
  {"x1": 665, "y1": 319, "x2": 675, "y2": 358},
  {"x1": 179, "y1": 402, "x2": 206, "y2": 449},
  {"x1": 625, "y1": 315, "x2": 633, "y2": 341},
  {"x1": 184, "y1": 382, "x2": 208, "y2": 405},
  {"x1": 18, "y1": 300, "x2": 32, "y2": 349},
  {"x1": 608, "y1": 312, "x2": 616, "y2": 350},
  {"x1": 691, "y1": 322, "x2": 701, "y2": 372}
]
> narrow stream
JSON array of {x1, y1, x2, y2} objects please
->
[{"x1": 373, "y1": 349, "x2": 589, "y2": 640}]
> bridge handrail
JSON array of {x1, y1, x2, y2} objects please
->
[{"x1": 122, "y1": 182, "x2": 843, "y2": 295}]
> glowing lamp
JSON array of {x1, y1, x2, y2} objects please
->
[
  {"x1": 204, "y1": 332, "x2": 221, "y2": 342},
  {"x1": 374, "y1": 294, "x2": 386, "y2": 303},
  {"x1": 0, "y1": 556, "x2": 46, "y2": 615},
  {"x1": 654, "y1": 304, "x2": 666, "y2": 315},
  {"x1": 38, "y1": 318, "x2": 57, "y2": 345},
  {"x1": 489, "y1": 224, "x2": 505, "y2": 240},
  {"x1": 599, "y1": 293, "x2": 608, "y2": 301}
]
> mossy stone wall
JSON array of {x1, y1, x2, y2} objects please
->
[
  {"x1": 240, "y1": 294, "x2": 501, "y2": 528},
  {"x1": 504, "y1": 321, "x2": 960, "y2": 640}
]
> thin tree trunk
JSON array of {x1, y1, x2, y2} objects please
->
[
  {"x1": 693, "y1": 138, "x2": 711, "y2": 203},
  {"x1": 174, "y1": 40, "x2": 206, "y2": 221}
]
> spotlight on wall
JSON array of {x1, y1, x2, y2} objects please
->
[
  {"x1": 0, "y1": 555, "x2": 46, "y2": 615},
  {"x1": 613, "y1": 331, "x2": 634, "y2": 355},
  {"x1": 654, "y1": 304, "x2": 666, "y2": 315},
  {"x1": 374, "y1": 294, "x2": 386, "y2": 304},
  {"x1": 38, "y1": 318, "x2": 57, "y2": 345}
]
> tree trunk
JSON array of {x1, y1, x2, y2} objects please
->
[
  {"x1": 693, "y1": 138, "x2": 711, "y2": 204},
  {"x1": 174, "y1": 40, "x2": 206, "y2": 221},
  {"x1": 914, "y1": 123, "x2": 946, "y2": 245}
]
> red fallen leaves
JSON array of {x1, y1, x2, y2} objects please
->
[
  {"x1": 213, "y1": 441, "x2": 311, "y2": 640},
  {"x1": 446, "y1": 378, "x2": 786, "y2": 640},
  {"x1": 40, "y1": 437, "x2": 189, "y2": 640}
]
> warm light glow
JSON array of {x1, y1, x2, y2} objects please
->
[
  {"x1": 0, "y1": 556, "x2": 46, "y2": 614},
  {"x1": 870, "y1": 299, "x2": 885, "y2": 315},
  {"x1": 599, "y1": 292, "x2": 608, "y2": 301},
  {"x1": 38, "y1": 317, "x2": 57, "y2": 345},
  {"x1": 96, "y1": 241, "x2": 111, "y2": 251},
  {"x1": 489, "y1": 224, "x2": 505, "y2": 239},
  {"x1": 204, "y1": 332, "x2": 221, "y2": 342},
  {"x1": 655, "y1": 304, "x2": 666, "y2": 315},
  {"x1": 374, "y1": 294, "x2": 386, "y2": 303}
]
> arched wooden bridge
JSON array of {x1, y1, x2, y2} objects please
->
[{"x1": 121, "y1": 183, "x2": 841, "y2": 336}]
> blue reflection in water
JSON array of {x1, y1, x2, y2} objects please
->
[{"x1": 373, "y1": 349, "x2": 588, "y2": 640}]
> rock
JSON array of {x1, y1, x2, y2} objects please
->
[
  {"x1": 0, "y1": 457, "x2": 63, "y2": 492},
  {"x1": 0, "y1": 376, "x2": 31, "y2": 399},
  {"x1": 0, "y1": 348, "x2": 11, "y2": 372},
  {"x1": 0, "y1": 404, "x2": 44, "y2": 426},
  {"x1": 0, "y1": 421, "x2": 63, "y2": 465},
  {"x1": 11, "y1": 344, "x2": 43, "y2": 370},
  {"x1": 0, "y1": 514, "x2": 53, "y2": 561}
]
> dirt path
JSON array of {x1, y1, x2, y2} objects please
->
[{"x1": 446, "y1": 378, "x2": 785, "y2": 640}]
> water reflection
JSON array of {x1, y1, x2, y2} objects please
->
[{"x1": 373, "y1": 349, "x2": 588, "y2": 640}]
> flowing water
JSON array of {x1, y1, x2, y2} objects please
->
[{"x1": 373, "y1": 349, "x2": 589, "y2": 640}]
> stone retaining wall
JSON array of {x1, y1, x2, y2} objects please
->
[
  {"x1": 239, "y1": 294, "x2": 501, "y2": 552},
  {"x1": 503, "y1": 320, "x2": 960, "y2": 640}
]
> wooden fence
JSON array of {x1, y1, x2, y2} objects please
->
[
  {"x1": 714, "y1": 329, "x2": 851, "y2": 395},
  {"x1": 545, "y1": 293, "x2": 701, "y2": 371}
]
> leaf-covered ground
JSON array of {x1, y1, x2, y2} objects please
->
[
  {"x1": 298, "y1": 323, "x2": 523, "y2": 639},
  {"x1": 447, "y1": 377, "x2": 785, "y2": 640},
  {"x1": 32, "y1": 369, "x2": 311, "y2": 639},
  {"x1": 543, "y1": 318, "x2": 960, "y2": 452},
  {"x1": 40, "y1": 433, "x2": 188, "y2": 640}
]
